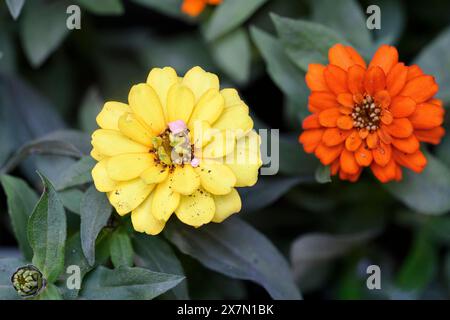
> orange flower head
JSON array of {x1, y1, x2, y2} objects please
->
[
  {"x1": 299, "y1": 44, "x2": 445, "y2": 183},
  {"x1": 182, "y1": 0, "x2": 222, "y2": 17}
]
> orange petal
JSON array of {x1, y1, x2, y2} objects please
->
[
  {"x1": 314, "y1": 143, "x2": 344, "y2": 165},
  {"x1": 409, "y1": 102, "x2": 445, "y2": 129},
  {"x1": 207, "y1": 0, "x2": 222, "y2": 5},
  {"x1": 392, "y1": 135, "x2": 420, "y2": 154},
  {"x1": 319, "y1": 108, "x2": 341, "y2": 127},
  {"x1": 366, "y1": 132, "x2": 379, "y2": 148},
  {"x1": 386, "y1": 62, "x2": 408, "y2": 97},
  {"x1": 373, "y1": 142, "x2": 392, "y2": 166},
  {"x1": 328, "y1": 44, "x2": 366, "y2": 71},
  {"x1": 369, "y1": 45, "x2": 398, "y2": 75},
  {"x1": 336, "y1": 116, "x2": 354, "y2": 130},
  {"x1": 371, "y1": 158, "x2": 397, "y2": 183},
  {"x1": 364, "y1": 66, "x2": 386, "y2": 96},
  {"x1": 386, "y1": 118, "x2": 413, "y2": 138},
  {"x1": 339, "y1": 169, "x2": 362, "y2": 182},
  {"x1": 330, "y1": 159, "x2": 340, "y2": 175},
  {"x1": 340, "y1": 149, "x2": 360, "y2": 174},
  {"x1": 345, "y1": 130, "x2": 362, "y2": 151},
  {"x1": 345, "y1": 46, "x2": 367, "y2": 69},
  {"x1": 415, "y1": 127, "x2": 445, "y2": 145},
  {"x1": 355, "y1": 144, "x2": 373, "y2": 167},
  {"x1": 339, "y1": 106, "x2": 353, "y2": 115},
  {"x1": 406, "y1": 65, "x2": 423, "y2": 81},
  {"x1": 309, "y1": 92, "x2": 339, "y2": 111},
  {"x1": 393, "y1": 149, "x2": 427, "y2": 173},
  {"x1": 374, "y1": 90, "x2": 391, "y2": 108},
  {"x1": 395, "y1": 164, "x2": 403, "y2": 181},
  {"x1": 337, "y1": 93, "x2": 354, "y2": 108},
  {"x1": 302, "y1": 114, "x2": 321, "y2": 129},
  {"x1": 381, "y1": 110, "x2": 393, "y2": 125},
  {"x1": 324, "y1": 65, "x2": 348, "y2": 95},
  {"x1": 389, "y1": 96, "x2": 416, "y2": 118},
  {"x1": 358, "y1": 128, "x2": 369, "y2": 139},
  {"x1": 400, "y1": 75, "x2": 439, "y2": 103},
  {"x1": 306, "y1": 64, "x2": 329, "y2": 92},
  {"x1": 347, "y1": 65, "x2": 365, "y2": 95},
  {"x1": 182, "y1": 0, "x2": 207, "y2": 16},
  {"x1": 299, "y1": 129, "x2": 324, "y2": 153},
  {"x1": 322, "y1": 128, "x2": 351, "y2": 146},
  {"x1": 378, "y1": 125, "x2": 393, "y2": 144}
]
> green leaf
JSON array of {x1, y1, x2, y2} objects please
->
[
  {"x1": 5, "y1": 0, "x2": 26, "y2": 20},
  {"x1": 78, "y1": 88, "x2": 103, "y2": 133},
  {"x1": 0, "y1": 258, "x2": 24, "y2": 300},
  {"x1": 0, "y1": 175, "x2": 38, "y2": 260},
  {"x1": 385, "y1": 153, "x2": 450, "y2": 215},
  {"x1": 56, "y1": 156, "x2": 95, "y2": 191},
  {"x1": 240, "y1": 176, "x2": 303, "y2": 213},
  {"x1": 20, "y1": 0, "x2": 71, "y2": 67},
  {"x1": 110, "y1": 229, "x2": 134, "y2": 268},
  {"x1": 28, "y1": 173, "x2": 67, "y2": 283},
  {"x1": 210, "y1": 27, "x2": 251, "y2": 84},
  {"x1": 290, "y1": 230, "x2": 378, "y2": 283},
  {"x1": 165, "y1": 217, "x2": 302, "y2": 300},
  {"x1": 396, "y1": 229, "x2": 437, "y2": 292},
  {"x1": 250, "y1": 26, "x2": 308, "y2": 104},
  {"x1": 0, "y1": 133, "x2": 84, "y2": 175},
  {"x1": 311, "y1": 0, "x2": 371, "y2": 51},
  {"x1": 80, "y1": 186, "x2": 112, "y2": 266},
  {"x1": 59, "y1": 188, "x2": 83, "y2": 214},
  {"x1": 271, "y1": 14, "x2": 349, "y2": 71},
  {"x1": 315, "y1": 165, "x2": 331, "y2": 184},
  {"x1": 79, "y1": 266, "x2": 184, "y2": 300},
  {"x1": 37, "y1": 283, "x2": 62, "y2": 300},
  {"x1": 204, "y1": 0, "x2": 269, "y2": 41},
  {"x1": 130, "y1": 0, "x2": 184, "y2": 18},
  {"x1": 414, "y1": 26, "x2": 450, "y2": 105},
  {"x1": 279, "y1": 134, "x2": 318, "y2": 176},
  {"x1": 133, "y1": 234, "x2": 188, "y2": 299},
  {"x1": 76, "y1": 0, "x2": 124, "y2": 15}
]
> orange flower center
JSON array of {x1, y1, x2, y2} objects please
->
[{"x1": 351, "y1": 94, "x2": 382, "y2": 132}]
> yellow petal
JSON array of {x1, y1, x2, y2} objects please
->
[
  {"x1": 92, "y1": 159, "x2": 117, "y2": 192},
  {"x1": 201, "y1": 130, "x2": 236, "y2": 159},
  {"x1": 225, "y1": 130, "x2": 262, "y2": 187},
  {"x1": 167, "y1": 83, "x2": 195, "y2": 123},
  {"x1": 188, "y1": 89, "x2": 224, "y2": 127},
  {"x1": 220, "y1": 88, "x2": 242, "y2": 108},
  {"x1": 212, "y1": 188, "x2": 241, "y2": 223},
  {"x1": 128, "y1": 83, "x2": 166, "y2": 134},
  {"x1": 106, "y1": 153, "x2": 154, "y2": 181},
  {"x1": 91, "y1": 129, "x2": 148, "y2": 156},
  {"x1": 169, "y1": 165, "x2": 200, "y2": 195},
  {"x1": 196, "y1": 161, "x2": 236, "y2": 195},
  {"x1": 151, "y1": 179, "x2": 180, "y2": 221},
  {"x1": 109, "y1": 178, "x2": 155, "y2": 215},
  {"x1": 96, "y1": 101, "x2": 129, "y2": 130},
  {"x1": 140, "y1": 165, "x2": 168, "y2": 184},
  {"x1": 131, "y1": 193, "x2": 165, "y2": 235},
  {"x1": 118, "y1": 113, "x2": 154, "y2": 147},
  {"x1": 90, "y1": 148, "x2": 105, "y2": 161},
  {"x1": 212, "y1": 105, "x2": 253, "y2": 136},
  {"x1": 190, "y1": 120, "x2": 212, "y2": 148},
  {"x1": 182, "y1": 66, "x2": 219, "y2": 102},
  {"x1": 175, "y1": 188, "x2": 215, "y2": 227},
  {"x1": 146, "y1": 67, "x2": 178, "y2": 115}
]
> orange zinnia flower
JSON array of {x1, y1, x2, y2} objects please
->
[
  {"x1": 299, "y1": 44, "x2": 445, "y2": 183},
  {"x1": 182, "y1": 0, "x2": 222, "y2": 17}
]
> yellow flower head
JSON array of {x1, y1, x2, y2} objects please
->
[{"x1": 91, "y1": 66, "x2": 262, "y2": 235}]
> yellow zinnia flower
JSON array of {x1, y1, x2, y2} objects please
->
[{"x1": 91, "y1": 66, "x2": 262, "y2": 235}]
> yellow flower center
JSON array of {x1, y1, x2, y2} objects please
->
[
  {"x1": 151, "y1": 128, "x2": 194, "y2": 169},
  {"x1": 351, "y1": 94, "x2": 382, "y2": 132}
]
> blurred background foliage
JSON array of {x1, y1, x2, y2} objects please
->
[{"x1": 0, "y1": 0, "x2": 449, "y2": 300}]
